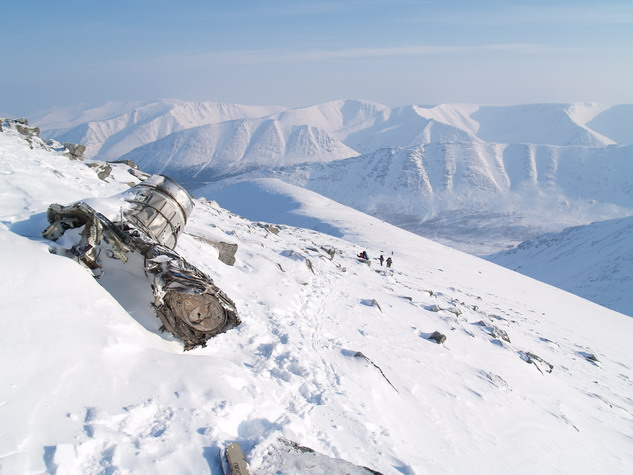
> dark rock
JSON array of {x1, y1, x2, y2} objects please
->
[
  {"x1": 447, "y1": 307, "x2": 462, "y2": 317},
  {"x1": 16, "y1": 124, "x2": 31, "y2": 136},
  {"x1": 87, "y1": 162, "x2": 112, "y2": 180},
  {"x1": 258, "y1": 223, "x2": 280, "y2": 234},
  {"x1": 519, "y1": 351, "x2": 553, "y2": 374},
  {"x1": 128, "y1": 167, "x2": 151, "y2": 180},
  {"x1": 579, "y1": 351, "x2": 601, "y2": 365},
  {"x1": 489, "y1": 326, "x2": 511, "y2": 343},
  {"x1": 429, "y1": 331, "x2": 447, "y2": 344},
  {"x1": 361, "y1": 299, "x2": 382, "y2": 312},
  {"x1": 320, "y1": 246, "x2": 336, "y2": 259},
  {"x1": 215, "y1": 241, "x2": 238, "y2": 266},
  {"x1": 305, "y1": 258, "x2": 315, "y2": 274},
  {"x1": 189, "y1": 234, "x2": 238, "y2": 266},
  {"x1": 63, "y1": 142, "x2": 86, "y2": 159},
  {"x1": 108, "y1": 159, "x2": 139, "y2": 169},
  {"x1": 260, "y1": 438, "x2": 384, "y2": 475}
]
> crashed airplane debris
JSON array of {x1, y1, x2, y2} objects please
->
[{"x1": 42, "y1": 174, "x2": 240, "y2": 350}]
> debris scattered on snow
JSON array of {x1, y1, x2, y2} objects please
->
[
  {"x1": 41, "y1": 175, "x2": 241, "y2": 350},
  {"x1": 519, "y1": 351, "x2": 554, "y2": 375},
  {"x1": 352, "y1": 351, "x2": 399, "y2": 393}
]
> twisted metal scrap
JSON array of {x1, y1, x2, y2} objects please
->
[{"x1": 43, "y1": 202, "x2": 240, "y2": 350}]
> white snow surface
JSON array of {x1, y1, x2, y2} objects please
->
[
  {"x1": 488, "y1": 216, "x2": 633, "y2": 317},
  {"x1": 1, "y1": 121, "x2": 633, "y2": 474}
]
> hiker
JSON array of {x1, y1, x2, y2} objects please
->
[
  {"x1": 357, "y1": 251, "x2": 368, "y2": 260},
  {"x1": 379, "y1": 254, "x2": 384, "y2": 266},
  {"x1": 386, "y1": 257, "x2": 392, "y2": 268}
]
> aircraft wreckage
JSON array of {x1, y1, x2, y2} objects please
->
[{"x1": 42, "y1": 174, "x2": 240, "y2": 350}]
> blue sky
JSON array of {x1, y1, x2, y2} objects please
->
[{"x1": 2, "y1": 0, "x2": 632, "y2": 115}]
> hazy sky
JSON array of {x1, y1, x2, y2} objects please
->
[{"x1": 2, "y1": 0, "x2": 632, "y2": 115}]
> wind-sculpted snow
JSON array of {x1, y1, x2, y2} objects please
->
[
  {"x1": 488, "y1": 216, "x2": 633, "y2": 317},
  {"x1": 2, "y1": 123, "x2": 633, "y2": 474}
]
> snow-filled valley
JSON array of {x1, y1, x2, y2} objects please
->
[
  {"x1": 38, "y1": 100, "x2": 633, "y2": 257},
  {"x1": 488, "y1": 216, "x2": 633, "y2": 317},
  {"x1": 1, "y1": 118, "x2": 633, "y2": 474}
]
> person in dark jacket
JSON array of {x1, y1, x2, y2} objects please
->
[{"x1": 386, "y1": 257, "x2": 392, "y2": 268}]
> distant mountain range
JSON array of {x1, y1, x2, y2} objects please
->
[{"x1": 36, "y1": 99, "x2": 633, "y2": 255}]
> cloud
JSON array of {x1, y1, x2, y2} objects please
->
[
  {"x1": 123, "y1": 43, "x2": 592, "y2": 71},
  {"x1": 403, "y1": 2, "x2": 633, "y2": 26}
]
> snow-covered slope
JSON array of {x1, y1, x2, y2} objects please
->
[
  {"x1": 35, "y1": 100, "x2": 633, "y2": 254},
  {"x1": 472, "y1": 103, "x2": 615, "y2": 146},
  {"x1": 2, "y1": 119, "x2": 633, "y2": 474},
  {"x1": 344, "y1": 105, "x2": 479, "y2": 154},
  {"x1": 587, "y1": 104, "x2": 633, "y2": 145},
  {"x1": 38, "y1": 101, "x2": 630, "y2": 165},
  {"x1": 271, "y1": 99, "x2": 389, "y2": 141},
  {"x1": 201, "y1": 141, "x2": 633, "y2": 255},
  {"x1": 120, "y1": 118, "x2": 359, "y2": 183},
  {"x1": 42, "y1": 100, "x2": 287, "y2": 159},
  {"x1": 487, "y1": 216, "x2": 633, "y2": 317},
  {"x1": 29, "y1": 100, "x2": 156, "y2": 130}
]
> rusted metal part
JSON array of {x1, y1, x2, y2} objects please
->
[{"x1": 42, "y1": 176, "x2": 240, "y2": 350}]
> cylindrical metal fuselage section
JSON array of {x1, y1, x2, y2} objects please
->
[{"x1": 124, "y1": 175, "x2": 194, "y2": 248}]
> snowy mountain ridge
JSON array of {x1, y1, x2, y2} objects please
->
[
  {"x1": 200, "y1": 140, "x2": 633, "y2": 254},
  {"x1": 36, "y1": 100, "x2": 633, "y2": 255},
  {"x1": 42, "y1": 100, "x2": 287, "y2": 160},
  {"x1": 1, "y1": 122, "x2": 632, "y2": 473},
  {"x1": 119, "y1": 117, "x2": 359, "y2": 183},
  {"x1": 38, "y1": 100, "x2": 633, "y2": 162}
]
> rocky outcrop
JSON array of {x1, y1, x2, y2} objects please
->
[
  {"x1": 63, "y1": 142, "x2": 86, "y2": 160},
  {"x1": 190, "y1": 234, "x2": 239, "y2": 266},
  {"x1": 429, "y1": 331, "x2": 447, "y2": 344}
]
